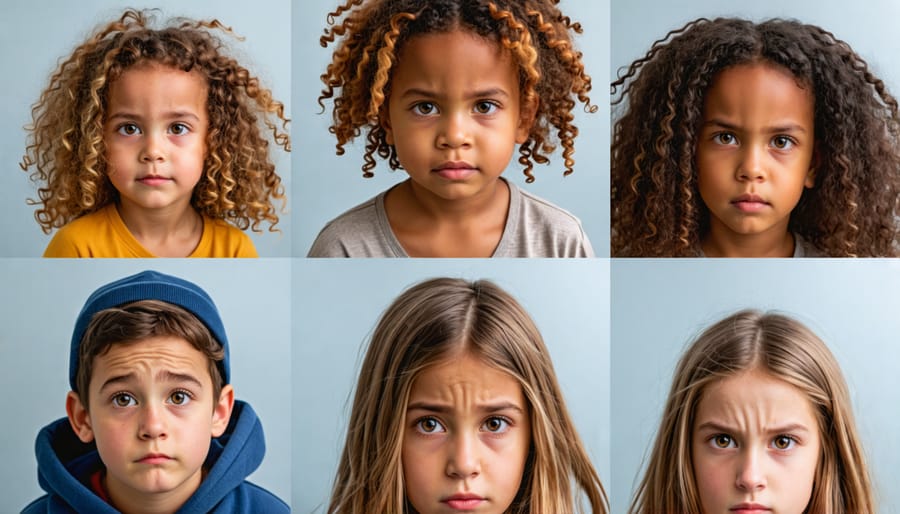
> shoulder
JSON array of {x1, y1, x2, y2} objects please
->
[
  {"x1": 499, "y1": 184, "x2": 594, "y2": 257},
  {"x1": 21, "y1": 495, "x2": 50, "y2": 514},
  {"x1": 197, "y1": 218, "x2": 258, "y2": 258},
  {"x1": 211, "y1": 481, "x2": 290, "y2": 514},
  {"x1": 307, "y1": 192, "x2": 401, "y2": 257},
  {"x1": 43, "y1": 206, "x2": 119, "y2": 257}
]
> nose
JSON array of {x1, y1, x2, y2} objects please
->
[
  {"x1": 436, "y1": 111, "x2": 472, "y2": 150},
  {"x1": 736, "y1": 145, "x2": 766, "y2": 182},
  {"x1": 445, "y1": 432, "x2": 480, "y2": 478},
  {"x1": 138, "y1": 403, "x2": 168, "y2": 440},
  {"x1": 735, "y1": 448, "x2": 766, "y2": 491},
  {"x1": 140, "y1": 131, "x2": 165, "y2": 163}
]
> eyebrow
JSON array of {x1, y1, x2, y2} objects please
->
[
  {"x1": 701, "y1": 118, "x2": 808, "y2": 134},
  {"x1": 106, "y1": 111, "x2": 202, "y2": 123},
  {"x1": 695, "y1": 420, "x2": 812, "y2": 435},
  {"x1": 406, "y1": 400, "x2": 525, "y2": 415},
  {"x1": 397, "y1": 87, "x2": 511, "y2": 101},
  {"x1": 98, "y1": 370, "x2": 204, "y2": 392}
]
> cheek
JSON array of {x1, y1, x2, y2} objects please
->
[{"x1": 692, "y1": 452, "x2": 729, "y2": 509}]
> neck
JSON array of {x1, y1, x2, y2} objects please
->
[
  {"x1": 105, "y1": 467, "x2": 201, "y2": 514},
  {"x1": 701, "y1": 224, "x2": 795, "y2": 258},
  {"x1": 400, "y1": 177, "x2": 508, "y2": 222},
  {"x1": 116, "y1": 201, "x2": 203, "y2": 257}
]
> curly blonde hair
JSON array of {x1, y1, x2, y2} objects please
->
[
  {"x1": 21, "y1": 9, "x2": 290, "y2": 233},
  {"x1": 612, "y1": 18, "x2": 900, "y2": 257},
  {"x1": 319, "y1": 0, "x2": 595, "y2": 182}
]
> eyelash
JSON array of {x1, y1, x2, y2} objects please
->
[
  {"x1": 711, "y1": 132, "x2": 797, "y2": 150},
  {"x1": 108, "y1": 389, "x2": 195, "y2": 408},
  {"x1": 114, "y1": 123, "x2": 192, "y2": 136},
  {"x1": 412, "y1": 415, "x2": 514, "y2": 435}
]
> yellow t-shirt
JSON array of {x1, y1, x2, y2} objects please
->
[{"x1": 43, "y1": 204, "x2": 258, "y2": 258}]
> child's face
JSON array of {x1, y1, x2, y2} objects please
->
[
  {"x1": 696, "y1": 62, "x2": 816, "y2": 247},
  {"x1": 384, "y1": 30, "x2": 532, "y2": 205},
  {"x1": 402, "y1": 352, "x2": 530, "y2": 514},
  {"x1": 67, "y1": 336, "x2": 232, "y2": 511},
  {"x1": 691, "y1": 368, "x2": 820, "y2": 514},
  {"x1": 103, "y1": 63, "x2": 208, "y2": 216}
]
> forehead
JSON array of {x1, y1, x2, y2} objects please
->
[
  {"x1": 703, "y1": 62, "x2": 814, "y2": 121},
  {"x1": 695, "y1": 368, "x2": 818, "y2": 427},
  {"x1": 107, "y1": 63, "x2": 208, "y2": 104},
  {"x1": 409, "y1": 352, "x2": 524, "y2": 402},
  {"x1": 91, "y1": 335, "x2": 212, "y2": 384},
  {"x1": 392, "y1": 29, "x2": 518, "y2": 88}
]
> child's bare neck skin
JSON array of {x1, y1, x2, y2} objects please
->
[
  {"x1": 701, "y1": 227, "x2": 795, "y2": 257},
  {"x1": 116, "y1": 202, "x2": 203, "y2": 257},
  {"x1": 106, "y1": 471, "x2": 199, "y2": 514},
  {"x1": 384, "y1": 178, "x2": 510, "y2": 257}
]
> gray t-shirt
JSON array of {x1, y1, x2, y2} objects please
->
[
  {"x1": 307, "y1": 181, "x2": 594, "y2": 257},
  {"x1": 698, "y1": 233, "x2": 823, "y2": 257}
]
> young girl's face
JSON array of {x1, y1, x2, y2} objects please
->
[
  {"x1": 691, "y1": 368, "x2": 820, "y2": 514},
  {"x1": 103, "y1": 63, "x2": 208, "y2": 215},
  {"x1": 384, "y1": 30, "x2": 531, "y2": 204},
  {"x1": 402, "y1": 352, "x2": 530, "y2": 514},
  {"x1": 696, "y1": 62, "x2": 816, "y2": 248}
]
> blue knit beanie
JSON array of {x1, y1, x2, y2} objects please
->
[{"x1": 69, "y1": 270, "x2": 230, "y2": 390}]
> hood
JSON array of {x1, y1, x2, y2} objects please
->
[{"x1": 26, "y1": 400, "x2": 264, "y2": 513}]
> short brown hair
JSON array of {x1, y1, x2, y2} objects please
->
[{"x1": 75, "y1": 299, "x2": 225, "y2": 410}]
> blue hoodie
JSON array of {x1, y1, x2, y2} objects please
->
[{"x1": 22, "y1": 400, "x2": 288, "y2": 514}]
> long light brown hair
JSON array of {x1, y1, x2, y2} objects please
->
[
  {"x1": 630, "y1": 310, "x2": 873, "y2": 514},
  {"x1": 328, "y1": 277, "x2": 608, "y2": 514}
]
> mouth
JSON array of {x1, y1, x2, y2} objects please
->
[
  {"x1": 137, "y1": 175, "x2": 172, "y2": 186},
  {"x1": 731, "y1": 193, "x2": 770, "y2": 213},
  {"x1": 441, "y1": 493, "x2": 486, "y2": 511},
  {"x1": 136, "y1": 453, "x2": 173, "y2": 465},
  {"x1": 432, "y1": 161, "x2": 477, "y2": 180},
  {"x1": 730, "y1": 503, "x2": 772, "y2": 513}
]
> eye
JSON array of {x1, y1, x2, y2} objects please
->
[
  {"x1": 710, "y1": 434, "x2": 736, "y2": 449},
  {"x1": 712, "y1": 132, "x2": 738, "y2": 146},
  {"x1": 414, "y1": 416, "x2": 446, "y2": 434},
  {"x1": 771, "y1": 135, "x2": 795, "y2": 150},
  {"x1": 111, "y1": 393, "x2": 137, "y2": 408},
  {"x1": 771, "y1": 435, "x2": 797, "y2": 450},
  {"x1": 167, "y1": 390, "x2": 192, "y2": 406},
  {"x1": 481, "y1": 416, "x2": 511, "y2": 433},
  {"x1": 473, "y1": 101, "x2": 498, "y2": 115},
  {"x1": 117, "y1": 123, "x2": 141, "y2": 136},
  {"x1": 169, "y1": 123, "x2": 190, "y2": 136},
  {"x1": 413, "y1": 102, "x2": 438, "y2": 116}
]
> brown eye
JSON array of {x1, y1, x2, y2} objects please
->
[
  {"x1": 771, "y1": 135, "x2": 794, "y2": 150},
  {"x1": 482, "y1": 416, "x2": 510, "y2": 433},
  {"x1": 112, "y1": 393, "x2": 136, "y2": 407},
  {"x1": 413, "y1": 102, "x2": 437, "y2": 115},
  {"x1": 168, "y1": 391, "x2": 191, "y2": 405},
  {"x1": 474, "y1": 101, "x2": 497, "y2": 114},
  {"x1": 772, "y1": 435, "x2": 795, "y2": 450},
  {"x1": 117, "y1": 123, "x2": 141, "y2": 136},
  {"x1": 712, "y1": 434, "x2": 734, "y2": 448},
  {"x1": 169, "y1": 123, "x2": 190, "y2": 135},
  {"x1": 416, "y1": 417, "x2": 444, "y2": 434}
]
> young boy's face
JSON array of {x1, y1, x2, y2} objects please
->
[{"x1": 67, "y1": 335, "x2": 232, "y2": 511}]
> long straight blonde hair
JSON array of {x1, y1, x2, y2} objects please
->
[
  {"x1": 630, "y1": 309, "x2": 874, "y2": 514},
  {"x1": 328, "y1": 278, "x2": 608, "y2": 514}
]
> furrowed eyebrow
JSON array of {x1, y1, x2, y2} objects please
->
[
  {"x1": 695, "y1": 421, "x2": 812, "y2": 435},
  {"x1": 702, "y1": 118, "x2": 808, "y2": 134},
  {"x1": 158, "y1": 370, "x2": 204, "y2": 389},
  {"x1": 397, "y1": 87, "x2": 511, "y2": 100},
  {"x1": 406, "y1": 401, "x2": 526, "y2": 415},
  {"x1": 99, "y1": 373, "x2": 136, "y2": 392}
]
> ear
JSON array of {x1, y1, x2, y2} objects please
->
[
  {"x1": 211, "y1": 384, "x2": 235, "y2": 438},
  {"x1": 805, "y1": 148, "x2": 819, "y2": 188},
  {"x1": 66, "y1": 391, "x2": 95, "y2": 443},
  {"x1": 515, "y1": 95, "x2": 539, "y2": 144}
]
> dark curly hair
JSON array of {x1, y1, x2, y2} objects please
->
[
  {"x1": 21, "y1": 9, "x2": 290, "y2": 234},
  {"x1": 319, "y1": 0, "x2": 595, "y2": 182},
  {"x1": 611, "y1": 17, "x2": 900, "y2": 257}
]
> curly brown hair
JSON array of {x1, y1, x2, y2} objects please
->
[
  {"x1": 319, "y1": 0, "x2": 595, "y2": 182},
  {"x1": 612, "y1": 17, "x2": 900, "y2": 257},
  {"x1": 21, "y1": 9, "x2": 290, "y2": 234}
]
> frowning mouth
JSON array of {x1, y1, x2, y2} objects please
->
[
  {"x1": 137, "y1": 453, "x2": 173, "y2": 465},
  {"x1": 731, "y1": 193, "x2": 769, "y2": 213},
  {"x1": 441, "y1": 493, "x2": 486, "y2": 511},
  {"x1": 432, "y1": 161, "x2": 477, "y2": 180}
]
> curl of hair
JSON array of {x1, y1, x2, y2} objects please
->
[
  {"x1": 75, "y1": 299, "x2": 225, "y2": 411},
  {"x1": 21, "y1": 9, "x2": 290, "y2": 234},
  {"x1": 630, "y1": 309, "x2": 874, "y2": 514},
  {"x1": 328, "y1": 278, "x2": 608, "y2": 514},
  {"x1": 319, "y1": 0, "x2": 595, "y2": 182},
  {"x1": 611, "y1": 18, "x2": 900, "y2": 256}
]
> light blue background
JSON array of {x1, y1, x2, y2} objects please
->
[
  {"x1": 611, "y1": 259, "x2": 900, "y2": 514},
  {"x1": 1, "y1": 1, "x2": 291, "y2": 257},
  {"x1": 292, "y1": 0, "x2": 610, "y2": 256},
  {"x1": 293, "y1": 259, "x2": 610, "y2": 512},
  {"x1": 611, "y1": 0, "x2": 900, "y2": 104},
  {"x1": 0, "y1": 259, "x2": 292, "y2": 512}
]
